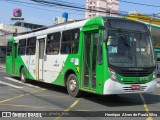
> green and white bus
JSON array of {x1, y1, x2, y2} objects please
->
[
  {"x1": 155, "y1": 49, "x2": 160, "y2": 75},
  {"x1": 6, "y1": 16, "x2": 157, "y2": 97}
]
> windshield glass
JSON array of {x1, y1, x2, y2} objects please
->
[{"x1": 107, "y1": 30, "x2": 155, "y2": 67}]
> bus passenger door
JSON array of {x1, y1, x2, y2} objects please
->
[
  {"x1": 12, "y1": 43, "x2": 17, "y2": 75},
  {"x1": 37, "y1": 37, "x2": 45, "y2": 80},
  {"x1": 83, "y1": 32, "x2": 98, "y2": 90}
]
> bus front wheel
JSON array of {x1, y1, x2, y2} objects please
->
[
  {"x1": 67, "y1": 74, "x2": 82, "y2": 97},
  {"x1": 20, "y1": 68, "x2": 27, "y2": 83}
]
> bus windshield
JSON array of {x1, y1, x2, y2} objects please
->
[{"x1": 107, "y1": 30, "x2": 155, "y2": 67}]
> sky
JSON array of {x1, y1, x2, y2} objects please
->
[{"x1": 0, "y1": 0, "x2": 160, "y2": 26}]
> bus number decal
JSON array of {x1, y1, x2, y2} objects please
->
[{"x1": 76, "y1": 66, "x2": 80, "y2": 73}]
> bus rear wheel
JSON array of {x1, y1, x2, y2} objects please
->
[
  {"x1": 67, "y1": 74, "x2": 82, "y2": 97},
  {"x1": 20, "y1": 68, "x2": 27, "y2": 83}
]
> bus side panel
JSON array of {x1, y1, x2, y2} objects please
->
[
  {"x1": 43, "y1": 55, "x2": 68, "y2": 85},
  {"x1": 26, "y1": 55, "x2": 36, "y2": 80},
  {"x1": 15, "y1": 55, "x2": 23, "y2": 77},
  {"x1": 51, "y1": 54, "x2": 80, "y2": 86},
  {"x1": 6, "y1": 56, "x2": 13, "y2": 75},
  {"x1": 14, "y1": 55, "x2": 35, "y2": 80}
]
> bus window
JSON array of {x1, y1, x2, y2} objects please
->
[
  {"x1": 26, "y1": 37, "x2": 36, "y2": 55},
  {"x1": 7, "y1": 42, "x2": 12, "y2": 56},
  {"x1": 46, "y1": 32, "x2": 60, "y2": 55},
  {"x1": 61, "y1": 28, "x2": 80, "y2": 54},
  {"x1": 18, "y1": 39, "x2": 26, "y2": 55}
]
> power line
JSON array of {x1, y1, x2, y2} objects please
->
[
  {"x1": 50, "y1": 0, "x2": 85, "y2": 8},
  {"x1": 48, "y1": 0, "x2": 160, "y2": 9},
  {"x1": 11, "y1": 0, "x2": 160, "y2": 16},
  {"x1": 3, "y1": 0, "x2": 159, "y2": 17},
  {"x1": 2, "y1": 0, "x2": 160, "y2": 22},
  {"x1": 0, "y1": 0, "x2": 85, "y2": 15},
  {"x1": 118, "y1": 0, "x2": 160, "y2": 8},
  {"x1": 5, "y1": 0, "x2": 85, "y2": 12},
  {"x1": 30, "y1": 0, "x2": 159, "y2": 18},
  {"x1": 3, "y1": 0, "x2": 118, "y2": 15},
  {"x1": 31, "y1": 0, "x2": 121, "y2": 15},
  {"x1": 30, "y1": 0, "x2": 85, "y2": 10}
]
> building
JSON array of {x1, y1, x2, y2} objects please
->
[
  {"x1": 0, "y1": 23, "x2": 28, "y2": 46},
  {"x1": 14, "y1": 21, "x2": 45, "y2": 30},
  {"x1": 0, "y1": 22, "x2": 45, "y2": 63},
  {"x1": 53, "y1": 16, "x2": 75, "y2": 24},
  {"x1": 0, "y1": 23, "x2": 28, "y2": 61},
  {"x1": 85, "y1": 0, "x2": 119, "y2": 19}
]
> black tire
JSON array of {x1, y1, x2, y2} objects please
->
[
  {"x1": 67, "y1": 74, "x2": 82, "y2": 97},
  {"x1": 20, "y1": 68, "x2": 27, "y2": 83}
]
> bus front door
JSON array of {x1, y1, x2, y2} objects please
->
[
  {"x1": 38, "y1": 38, "x2": 45, "y2": 80},
  {"x1": 83, "y1": 32, "x2": 98, "y2": 90}
]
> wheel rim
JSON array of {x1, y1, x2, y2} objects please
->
[{"x1": 69, "y1": 79, "x2": 77, "y2": 92}]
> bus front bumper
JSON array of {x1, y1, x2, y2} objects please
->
[{"x1": 103, "y1": 78, "x2": 157, "y2": 95}]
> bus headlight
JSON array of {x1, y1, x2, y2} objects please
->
[
  {"x1": 109, "y1": 69, "x2": 117, "y2": 81},
  {"x1": 153, "y1": 70, "x2": 157, "y2": 79}
]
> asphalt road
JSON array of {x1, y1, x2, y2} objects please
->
[{"x1": 0, "y1": 67, "x2": 160, "y2": 120}]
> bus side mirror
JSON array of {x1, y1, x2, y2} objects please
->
[{"x1": 98, "y1": 33, "x2": 103, "y2": 64}]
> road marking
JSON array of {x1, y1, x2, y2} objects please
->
[
  {"x1": 55, "y1": 98, "x2": 81, "y2": 120},
  {"x1": 0, "y1": 89, "x2": 46, "y2": 104},
  {"x1": 65, "y1": 98, "x2": 81, "y2": 111},
  {"x1": 76, "y1": 110, "x2": 92, "y2": 111},
  {"x1": 4, "y1": 77, "x2": 40, "y2": 88},
  {"x1": 139, "y1": 93, "x2": 153, "y2": 120},
  {"x1": 0, "y1": 80, "x2": 23, "y2": 89},
  {"x1": 0, "y1": 103, "x2": 60, "y2": 110},
  {"x1": 36, "y1": 94, "x2": 69, "y2": 98},
  {"x1": 8, "y1": 89, "x2": 19, "y2": 91},
  {"x1": 0, "y1": 94, "x2": 25, "y2": 104}
]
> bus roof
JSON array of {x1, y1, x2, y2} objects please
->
[
  {"x1": 12, "y1": 16, "x2": 148, "y2": 41},
  {"x1": 13, "y1": 16, "x2": 105, "y2": 41}
]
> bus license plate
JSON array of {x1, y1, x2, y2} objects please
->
[{"x1": 131, "y1": 85, "x2": 140, "y2": 90}]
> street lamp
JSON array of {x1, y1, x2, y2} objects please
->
[{"x1": 150, "y1": 12, "x2": 160, "y2": 31}]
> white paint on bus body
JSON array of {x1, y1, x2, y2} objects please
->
[
  {"x1": 43, "y1": 55, "x2": 68, "y2": 83},
  {"x1": 13, "y1": 19, "x2": 89, "y2": 83}
]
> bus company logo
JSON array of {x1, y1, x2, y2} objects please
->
[
  {"x1": 129, "y1": 68, "x2": 143, "y2": 71},
  {"x1": 13, "y1": 8, "x2": 22, "y2": 17},
  {"x1": 11, "y1": 8, "x2": 24, "y2": 21}
]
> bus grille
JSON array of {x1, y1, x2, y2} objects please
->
[
  {"x1": 109, "y1": 65, "x2": 155, "y2": 77},
  {"x1": 123, "y1": 86, "x2": 147, "y2": 92},
  {"x1": 119, "y1": 70, "x2": 150, "y2": 77},
  {"x1": 121, "y1": 80, "x2": 148, "y2": 84}
]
